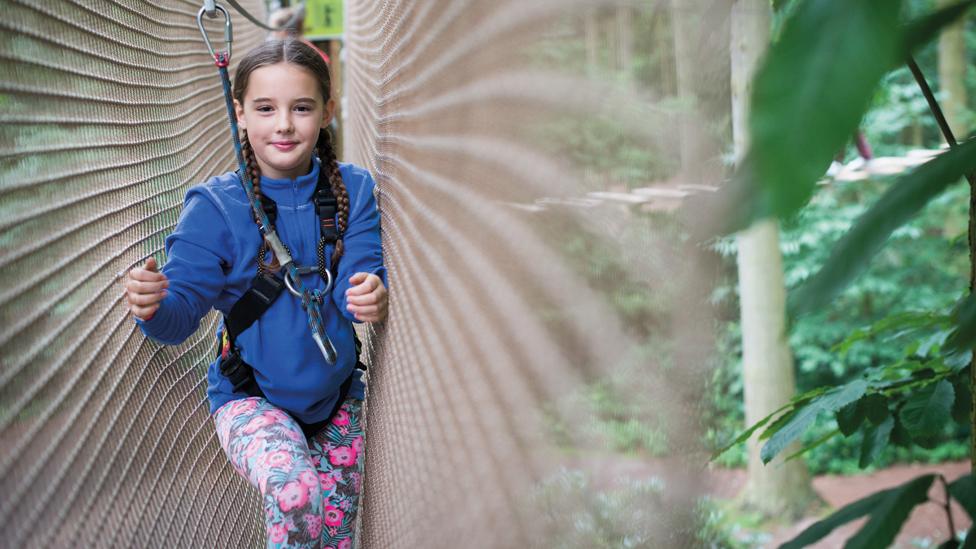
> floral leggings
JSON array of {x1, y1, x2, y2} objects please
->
[{"x1": 214, "y1": 396, "x2": 364, "y2": 549}]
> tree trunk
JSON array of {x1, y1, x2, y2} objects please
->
[
  {"x1": 938, "y1": 0, "x2": 968, "y2": 138},
  {"x1": 583, "y1": 9, "x2": 598, "y2": 76},
  {"x1": 731, "y1": 0, "x2": 817, "y2": 519},
  {"x1": 615, "y1": 6, "x2": 634, "y2": 89},
  {"x1": 670, "y1": 0, "x2": 705, "y2": 181}
]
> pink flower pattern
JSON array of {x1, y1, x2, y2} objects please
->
[
  {"x1": 328, "y1": 446, "x2": 357, "y2": 467},
  {"x1": 277, "y1": 481, "x2": 309, "y2": 512},
  {"x1": 214, "y1": 397, "x2": 364, "y2": 548},
  {"x1": 324, "y1": 505, "x2": 344, "y2": 527},
  {"x1": 332, "y1": 409, "x2": 350, "y2": 426}
]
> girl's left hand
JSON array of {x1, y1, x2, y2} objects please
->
[{"x1": 345, "y1": 272, "x2": 388, "y2": 322}]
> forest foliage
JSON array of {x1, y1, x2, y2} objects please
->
[{"x1": 712, "y1": 0, "x2": 976, "y2": 545}]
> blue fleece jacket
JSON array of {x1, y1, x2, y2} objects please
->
[{"x1": 137, "y1": 159, "x2": 386, "y2": 423}]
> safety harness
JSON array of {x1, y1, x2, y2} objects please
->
[
  {"x1": 198, "y1": 4, "x2": 364, "y2": 437},
  {"x1": 216, "y1": 165, "x2": 365, "y2": 437}
]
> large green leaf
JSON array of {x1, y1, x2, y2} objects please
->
[
  {"x1": 863, "y1": 394, "x2": 889, "y2": 425},
  {"x1": 712, "y1": 386, "x2": 833, "y2": 460},
  {"x1": 903, "y1": 1, "x2": 976, "y2": 58},
  {"x1": 899, "y1": 379, "x2": 954, "y2": 437},
  {"x1": 709, "y1": 1, "x2": 976, "y2": 237},
  {"x1": 945, "y1": 294, "x2": 976, "y2": 356},
  {"x1": 761, "y1": 379, "x2": 868, "y2": 463},
  {"x1": 836, "y1": 400, "x2": 866, "y2": 437},
  {"x1": 780, "y1": 474, "x2": 936, "y2": 549},
  {"x1": 952, "y1": 374, "x2": 972, "y2": 424},
  {"x1": 858, "y1": 415, "x2": 894, "y2": 468},
  {"x1": 789, "y1": 138, "x2": 976, "y2": 317},
  {"x1": 949, "y1": 474, "x2": 976, "y2": 520},
  {"x1": 845, "y1": 474, "x2": 938, "y2": 548},
  {"x1": 748, "y1": 0, "x2": 903, "y2": 220}
]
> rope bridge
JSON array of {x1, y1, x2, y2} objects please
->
[{"x1": 1, "y1": 1, "x2": 714, "y2": 546}]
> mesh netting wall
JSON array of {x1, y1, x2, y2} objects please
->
[
  {"x1": 345, "y1": 1, "x2": 714, "y2": 547},
  {"x1": 2, "y1": 1, "x2": 718, "y2": 547},
  {"x1": 0, "y1": 2, "x2": 268, "y2": 547}
]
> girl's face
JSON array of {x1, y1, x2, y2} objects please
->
[{"x1": 235, "y1": 62, "x2": 335, "y2": 180}]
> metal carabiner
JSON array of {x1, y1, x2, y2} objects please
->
[
  {"x1": 284, "y1": 266, "x2": 333, "y2": 299},
  {"x1": 197, "y1": 3, "x2": 233, "y2": 63}
]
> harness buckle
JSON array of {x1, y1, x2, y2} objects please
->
[
  {"x1": 219, "y1": 350, "x2": 254, "y2": 393},
  {"x1": 250, "y1": 273, "x2": 284, "y2": 305}
]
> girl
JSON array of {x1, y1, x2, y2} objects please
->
[{"x1": 124, "y1": 39, "x2": 387, "y2": 549}]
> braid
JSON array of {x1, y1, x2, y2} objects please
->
[
  {"x1": 317, "y1": 129, "x2": 348, "y2": 268},
  {"x1": 242, "y1": 131, "x2": 281, "y2": 273}
]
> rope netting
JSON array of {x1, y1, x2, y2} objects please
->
[
  {"x1": 1, "y1": 0, "x2": 722, "y2": 547},
  {"x1": 0, "y1": 1, "x2": 267, "y2": 547},
  {"x1": 345, "y1": 1, "x2": 718, "y2": 546}
]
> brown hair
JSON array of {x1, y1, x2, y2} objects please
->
[{"x1": 232, "y1": 39, "x2": 349, "y2": 275}]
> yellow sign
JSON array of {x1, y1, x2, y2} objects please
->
[{"x1": 304, "y1": 0, "x2": 343, "y2": 39}]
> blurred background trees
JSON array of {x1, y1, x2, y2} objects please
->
[{"x1": 535, "y1": 0, "x2": 976, "y2": 545}]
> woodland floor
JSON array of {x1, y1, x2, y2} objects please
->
[{"x1": 566, "y1": 454, "x2": 971, "y2": 548}]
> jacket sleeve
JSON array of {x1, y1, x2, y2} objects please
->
[
  {"x1": 332, "y1": 169, "x2": 387, "y2": 323},
  {"x1": 137, "y1": 186, "x2": 234, "y2": 344}
]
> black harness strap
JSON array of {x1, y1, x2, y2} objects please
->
[{"x1": 225, "y1": 273, "x2": 284, "y2": 339}]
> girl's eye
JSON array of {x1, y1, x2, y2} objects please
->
[
  {"x1": 295, "y1": 105, "x2": 312, "y2": 113},
  {"x1": 256, "y1": 105, "x2": 273, "y2": 113}
]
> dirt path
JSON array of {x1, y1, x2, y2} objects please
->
[{"x1": 565, "y1": 454, "x2": 971, "y2": 547}]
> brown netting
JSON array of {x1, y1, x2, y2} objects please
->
[
  {"x1": 345, "y1": 1, "x2": 717, "y2": 547},
  {"x1": 2, "y1": 1, "x2": 721, "y2": 547},
  {"x1": 0, "y1": 1, "x2": 267, "y2": 547}
]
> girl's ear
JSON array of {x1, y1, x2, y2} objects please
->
[
  {"x1": 234, "y1": 99, "x2": 246, "y2": 129},
  {"x1": 321, "y1": 97, "x2": 336, "y2": 128}
]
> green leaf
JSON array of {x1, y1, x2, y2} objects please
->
[
  {"x1": 836, "y1": 400, "x2": 865, "y2": 437},
  {"x1": 903, "y1": 1, "x2": 976, "y2": 56},
  {"x1": 790, "y1": 139, "x2": 976, "y2": 317},
  {"x1": 858, "y1": 415, "x2": 894, "y2": 468},
  {"x1": 845, "y1": 472, "x2": 936, "y2": 548},
  {"x1": 761, "y1": 379, "x2": 868, "y2": 463},
  {"x1": 832, "y1": 312, "x2": 947, "y2": 355},
  {"x1": 747, "y1": 0, "x2": 903, "y2": 222},
  {"x1": 945, "y1": 294, "x2": 976, "y2": 356},
  {"x1": 952, "y1": 375, "x2": 971, "y2": 424},
  {"x1": 780, "y1": 474, "x2": 936, "y2": 549},
  {"x1": 710, "y1": 405, "x2": 784, "y2": 460},
  {"x1": 899, "y1": 379, "x2": 954, "y2": 437},
  {"x1": 712, "y1": 386, "x2": 833, "y2": 460},
  {"x1": 890, "y1": 416, "x2": 913, "y2": 447},
  {"x1": 863, "y1": 394, "x2": 889, "y2": 425},
  {"x1": 784, "y1": 428, "x2": 841, "y2": 463},
  {"x1": 949, "y1": 475, "x2": 976, "y2": 520}
]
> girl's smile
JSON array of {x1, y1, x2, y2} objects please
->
[
  {"x1": 234, "y1": 63, "x2": 335, "y2": 180},
  {"x1": 271, "y1": 140, "x2": 298, "y2": 152}
]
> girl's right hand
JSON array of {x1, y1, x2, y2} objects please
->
[{"x1": 124, "y1": 257, "x2": 169, "y2": 321}]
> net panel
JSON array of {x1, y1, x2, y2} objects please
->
[
  {"x1": 344, "y1": 1, "x2": 715, "y2": 547},
  {"x1": 1, "y1": 1, "x2": 718, "y2": 547},
  {"x1": 0, "y1": 2, "x2": 267, "y2": 547}
]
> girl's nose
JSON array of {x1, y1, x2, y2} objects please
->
[{"x1": 275, "y1": 112, "x2": 294, "y2": 133}]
